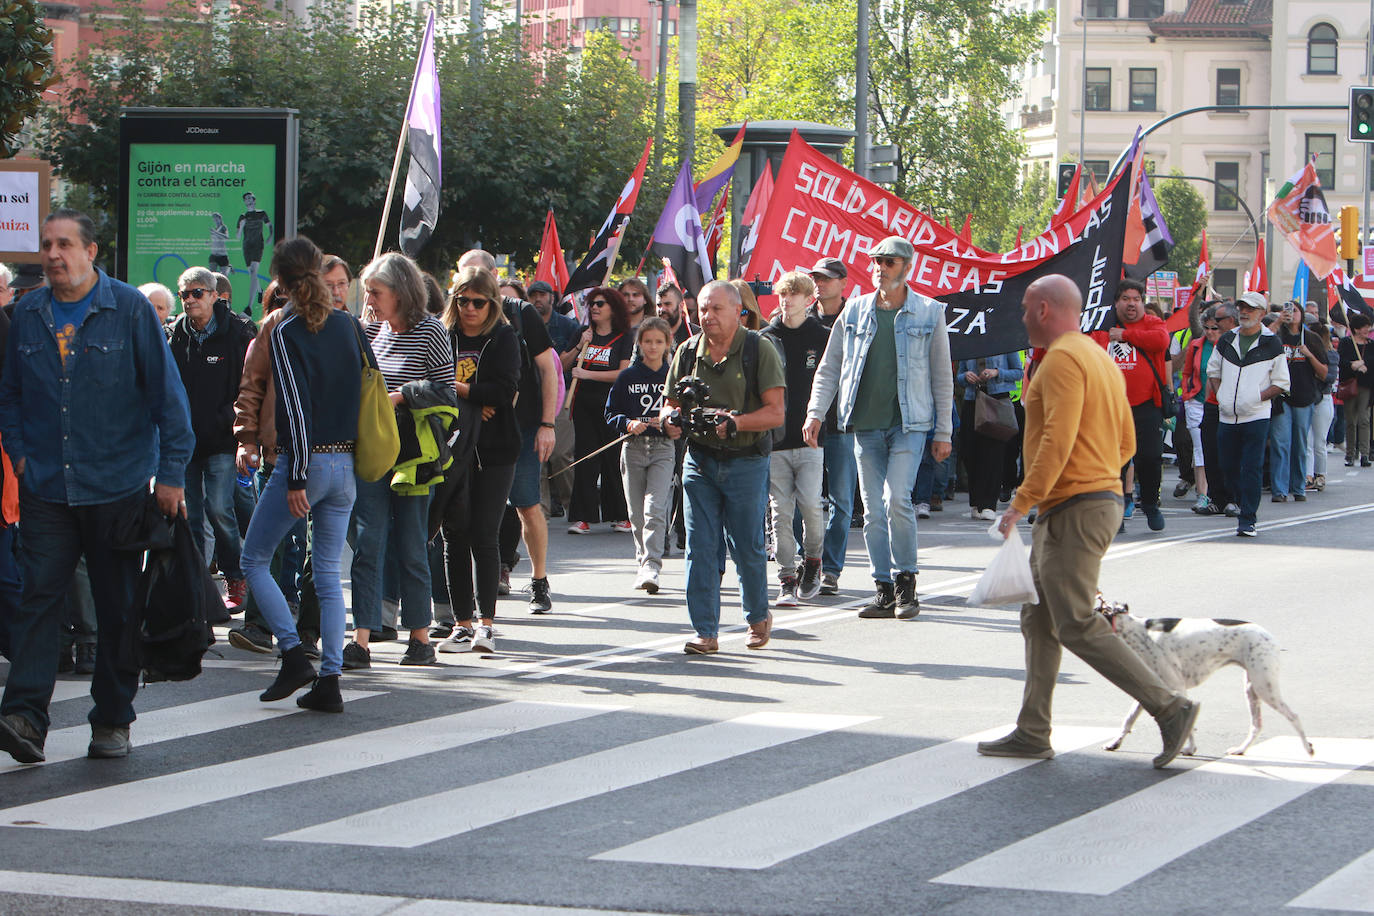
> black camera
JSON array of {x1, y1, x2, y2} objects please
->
[{"x1": 667, "y1": 376, "x2": 731, "y2": 437}]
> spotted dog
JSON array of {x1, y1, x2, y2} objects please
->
[{"x1": 1094, "y1": 594, "x2": 1313, "y2": 758}]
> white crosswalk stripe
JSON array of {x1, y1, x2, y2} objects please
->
[
  {"x1": 272, "y1": 711, "x2": 874, "y2": 848},
  {"x1": 931, "y1": 736, "x2": 1374, "y2": 895},
  {"x1": 0, "y1": 700, "x2": 621, "y2": 831},
  {"x1": 1287, "y1": 846, "x2": 1374, "y2": 912},
  {"x1": 594, "y1": 725, "x2": 1117, "y2": 870},
  {"x1": 0, "y1": 688, "x2": 382, "y2": 774}
]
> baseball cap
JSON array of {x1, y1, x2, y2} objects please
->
[
  {"x1": 527, "y1": 280, "x2": 556, "y2": 297},
  {"x1": 869, "y1": 236, "x2": 915, "y2": 261},
  {"x1": 1237, "y1": 291, "x2": 1267, "y2": 311},
  {"x1": 809, "y1": 257, "x2": 848, "y2": 279}
]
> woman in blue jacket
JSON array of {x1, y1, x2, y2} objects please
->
[{"x1": 957, "y1": 351, "x2": 1024, "y2": 520}]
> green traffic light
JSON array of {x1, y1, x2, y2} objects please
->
[{"x1": 1362, "y1": 122, "x2": 1371, "y2": 135}]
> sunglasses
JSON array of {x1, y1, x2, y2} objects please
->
[
  {"x1": 1204, "y1": 325, "x2": 1220, "y2": 331},
  {"x1": 455, "y1": 296, "x2": 489, "y2": 310},
  {"x1": 589, "y1": 300, "x2": 608, "y2": 308},
  {"x1": 872, "y1": 256, "x2": 901, "y2": 267},
  {"x1": 179, "y1": 288, "x2": 210, "y2": 301}
]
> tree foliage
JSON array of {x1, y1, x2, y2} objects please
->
[
  {"x1": 1150, "y1": 167, "x2": 1208, "y2": 280},
  {"x1": 40, "y1": 0, "x2": 652, "y2": 273},
  {"x1": 0, "y1": 0, "x2": 60, "y2": 158},
  {"x1": 996, "y1": 165, "x2": 1057, "y2": 253},
  {"x1": 868, "y1": 0, "x2": 1048, "y2": 250}
]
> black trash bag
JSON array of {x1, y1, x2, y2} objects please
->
[{"x1": 119, "y1": 515, "x2": 216, "y2": 683}]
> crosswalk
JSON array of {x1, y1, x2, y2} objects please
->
[{"x1": 0, "y1": 683, "x2": 1371, "y2": 914}]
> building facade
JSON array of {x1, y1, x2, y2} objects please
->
[
  {"x1": 521, "y1": 0, "x2": 677, "y2": 80},
  {"x1": 1010, "y1": 0, "x2": 1370, "y2": 299}
]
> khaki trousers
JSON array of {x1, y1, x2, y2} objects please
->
[{"x1": 1016, "y1": 496, "x2": 1178, "y2": 743}]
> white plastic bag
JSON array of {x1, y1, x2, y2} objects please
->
[{"x1": 968, "y1": 521, "x2": 1038, "y2": 608}]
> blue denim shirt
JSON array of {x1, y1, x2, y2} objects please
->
[
  {"x1": 958, "y1": 351, "x2": 1024, "y2": 400},
  {"x1": 806, "y1": 288, "x2": 954, "y2": 441},
  {"x1": 0, "y1": 269, "x2": 194, "y2": 505}
]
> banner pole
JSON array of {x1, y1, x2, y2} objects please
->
[{"x1": 374, "y1": 121, "x2": 409, "y2": 262}]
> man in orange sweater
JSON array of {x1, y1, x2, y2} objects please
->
[{"x1": 977, "y1": 274, "x2": 1198, "y2": 769}]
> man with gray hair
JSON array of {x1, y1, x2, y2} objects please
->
[
  {"x1": 0, "y1": 265, "x2": 13, "y2": 313},
  {"x1": 804, "y1": 236, "x2": 954, "y2": 619},
  {"x1": 662, "y1": 280, "x2": 785, "y2": 654},
  {"x1": 167, "y1": 265, "x2": 256, "y2": 611},
  {"x1": 138, "y1": 282, "x2": 176, "y2": 325}
]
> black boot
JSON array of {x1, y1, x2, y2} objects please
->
[
  {"x1": 894, "y1": 572, "x2": 920, "y2": 619},
  {"x1": 296, "y1": 674, "x2": 344, "y2": 713},
  {"x1": 259, "y1": 645, "x2": 316, "y2": 702},
  {"x1": 857, "y1": 581, "x2": 897, "y2": 618}
]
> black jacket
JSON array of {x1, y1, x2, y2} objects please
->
[
  {"x1": 451, "y1": 322, "x2": 522, "y2": 467},
  {"x1": 168, "y1": 299, "x2": 256, "y2": 460}
]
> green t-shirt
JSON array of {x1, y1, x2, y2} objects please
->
[
  {"x1": 851, "y1": 308, "x2": 902, "y2": 431},
  {"x1": 666, "y1": 326, "x2": 786, "y2": 450},
  {"x1": 1238, "y1": 332, "x2": 1259, "y2": 356}
]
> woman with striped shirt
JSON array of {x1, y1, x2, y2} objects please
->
[{"x1": 344, "y1": 252, "x2": 454, "y2": 669}]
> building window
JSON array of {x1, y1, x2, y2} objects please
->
[
  {"x1": 1216, "y1": 69, "x2": 1240, "y2": 106},
  {"x1": 1129, "y1": 69, "x2": 1156, "y2": 111},
  {"x1": 1306, "y1": 133, "x2": 1336, "y2": 187},
  {"x1": 1307, "y1": 24, "x2": 1338, "y2": 75},
  {"x1": 1084, "y1": 68, "x2": 1111, "y2": 111},
  {"x1": 1214, "y1": 162, "x2": 1239, "y2": 210},
  {"x1": 1213, "y1": 268, "x2": 1237, "y2": 299},
  {"x1": 1083, "y1": 160, "x2": 1112, "y2": 187},
  {"x1": 1127, "y1": 0, "x2": 1163, "y2": 17},
  {"x1": 1084, "y1": 0, "x2": 1116, "y2": 17}
]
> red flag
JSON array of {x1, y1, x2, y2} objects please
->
[
  {"x1": 566, "y1": 137, "x2": 653, "y2": 293},
  {"x1": 704, "y1": 185, "x2": 730, "y2": 270},
  {"x1": 738, "y1": 164, "x2": 775, "y2": 276},
  {"x1": 1014, "y1": 226, "x2": 1023, "y2": 248},
  {"x1": 1244, "y1": 238, "x2": 1268, "y2": 294},
  {"x1": 533, "y1": 208, "x2": 570, "y2": 295},
  {"x1": 1049, "y1": 163, "x2": 1081, "y2": 230},
  {"x1": 959, "y1": 214, "x2": 972, "y2": 243}
]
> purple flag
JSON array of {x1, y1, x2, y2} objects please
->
[
  {"x1": 399, "y1": 12, "x2": 441, "y2": 257},
  {"x1": 652, "y1": 160, "x2": 714, "y2": 297}
]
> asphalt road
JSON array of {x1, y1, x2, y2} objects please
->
[{"x1": 1, "y1": 459, "x2": 1371, "y2": 916}]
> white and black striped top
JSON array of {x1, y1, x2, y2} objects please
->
[{"x1": 365, "y1": 315, "x2": 454, "y2": 392}]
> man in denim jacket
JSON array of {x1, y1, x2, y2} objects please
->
[
  {"x1": 804, "y1": 236, "x2": 954, "y2": 618},
  {"x1": 0, "y1": 209, "x2": 194, "y2": 764}
]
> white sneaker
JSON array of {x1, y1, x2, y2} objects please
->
[
  {"x1": 775, "y1": 578, "x2": 799, "y2": 608},
  {"x1": 969, "y1": 509, "x2": 982, "y2": 520},
  {"x1": 915, "y1": 502, "x2": 931, "y2": 519},
  {"x1": 641, "y1": 566, "x2": 660, "y2": 595},
  {"x1": 438, "y1": 626, "x2": 474, "y2": 653},
  {"x1": 977, "y1": 508, "x2": 998, "y2": 521},
  {"x1": 471, "y1": 625, "x2": 496, "y2": 653},
  {"x1": 633, "y1": 569, "x2": 650, "y2": 590}
]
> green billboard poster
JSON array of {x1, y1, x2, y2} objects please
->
[{"x1": 118, "y1": 109, "x2": 298, "y2": 321}]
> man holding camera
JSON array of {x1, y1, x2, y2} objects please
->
[{"x1": 662, "y1": 281, "x2": 785, "y2": 655}]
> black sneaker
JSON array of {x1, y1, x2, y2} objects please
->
[
  {"x1": 797, "y1": 558, "x2": 822, "y2": 600},
  {"x1": 399, "y1": 638, "x2": 436, "y2": 666},
  {"x1": 857, "y1": 581, "x2": 897, "y2": 618},
  {"x1": 259, "y1": 645, "x2": 317, "y2": 702},
  {"x1": 498, "y1": 564, "x2": 512, "y2": 596},
  {"x1": 371, "y1": 626, "x2": 399, "y2": 643},
  {"x1": 894, "y1": 572, "x2": 919, "y2": 619},
  {"x1": 1172, "y1": 479, "x2": 1191, "y2": 498},
  {"x1": 228, "y1": 624, "x2": 275, "y2": 655},
  {"x1": 341, "y1": 640, "x2": 371, "y2": 670},
  {"x1": 429, "y1": 623, "x2": 454, "y2": 640},
  {"x1": 529, "y1": 577, "x2": 553, "y2": 614},
  {"x1": 87, "y1": 724, "x2": 131, "y2": 759},
  {"x1": 298, "y1": 638, "x2": 321, "y2": 661},
  {"x1": 297, "y1": 675, "x2": 344, "y2": 713},
  {"x1": 819, "y1": 572, "x2": 839, "y2": 595},
  {"x1": 0, "y1": 713, "x2": 45, "y2": 764}
]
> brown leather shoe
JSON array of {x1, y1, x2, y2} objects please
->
[
  {"x1": 746, "y1": 613, "x2": 773, "y2": 650},
  {"x1": 684, "y1": 636, "x2": 719, "y2": 655}
]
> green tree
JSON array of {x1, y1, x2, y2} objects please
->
[
  {"x1": 1, "y1": 0, "x2": 60, "y2": 157},
  {"x1": 868, "y1": 0, "x2": 1048, "y2": 250},
  {"x1": 996, "y1": 165, "x2": 1057, "y2": 252},
  {"x1": 1150, "y1": 167, "x2": 1208, "y2": 281}
]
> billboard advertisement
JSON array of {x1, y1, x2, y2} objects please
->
[
  {"x1": 118, "y1": 109, "x2": 297, "y2": 318},
  {"x1": 0, "y1": 158, "x2": 52, "y2": 262}
]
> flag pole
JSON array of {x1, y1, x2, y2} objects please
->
[{"x1": 373, "y1": 123, "x2": 409, "y2": 262}]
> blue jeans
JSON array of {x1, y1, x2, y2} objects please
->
[
  {"x1": 350, "y1": 476, "x2": 433, "y2": 632},
  {"x1": 854, "y1": 427, "x2": 927, "y2": 583},
  {"x1": 683, "y1": 448, "x2": 771, "y2": 638},
  {"x1": 821, "y1": 432, "x2": 857, "y2": 576},
  {"x1": 3, "y1": 487, "x2": 144, "y2": 735},
  {"x1": 913, "y1": 433, "x2": 954, "y2": 503},
  {"x1": 242, "y1": 453, "x2": 356, "y2": 677},
  {"x1": 185, "y1": 452, "x2": 243, "y2": 579},
  {"x1": 1268, "y1": 404, "x2": 1313, "y2": 496},
  {"x1": 1218, "y1": 418, "x2": 1268, "y2": 528}
]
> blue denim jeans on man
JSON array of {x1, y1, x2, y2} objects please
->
[
  {"x1": 242, "y1": 453, "x2": 356, "y2": 677},
  {"x1": 185, "y1": 451, "x2": 243, "y2": 579},
  {"x1": 350, "y1": 476, "x2": 433, "y2": 632},
  {"x1": 683, "y1": 449, "x2": 771, "y2": 638},
  {"x1": 855, "y1": 427, "x2": 928, "y2": 583},
  {"x1": 1218, "y1": 417, "x2": 1269, "y2": 529},
  {"x1": 820, "y1": 432, "x2": 857, "y2": 577}
]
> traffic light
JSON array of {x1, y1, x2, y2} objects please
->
[
  {"x1": 1349, "y1": 87, "x2": 1374, "y2": 142},
  {"x1": 1339, "y1": 205, "x2": 1360, "y2": 260},
  {"x1": 1057, "y1": 162, "x2": 1077, "y2": 198}
]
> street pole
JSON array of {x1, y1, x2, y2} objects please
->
[
  {"x1": 1080, "y1": 3, "x2": 1087, "y2": 167},
  {"x1": 678, "y1": 0, "x2": 697, "y2": 165},
  {"x1": 654, "y1": 0, "x2": 671, "y2": 168},
  {"x1": 854, "y1": 0, "x2": 869, "y2": 177},
  {"x1": 470, "y1": 0, "x2": 483, "y2": 54}
]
